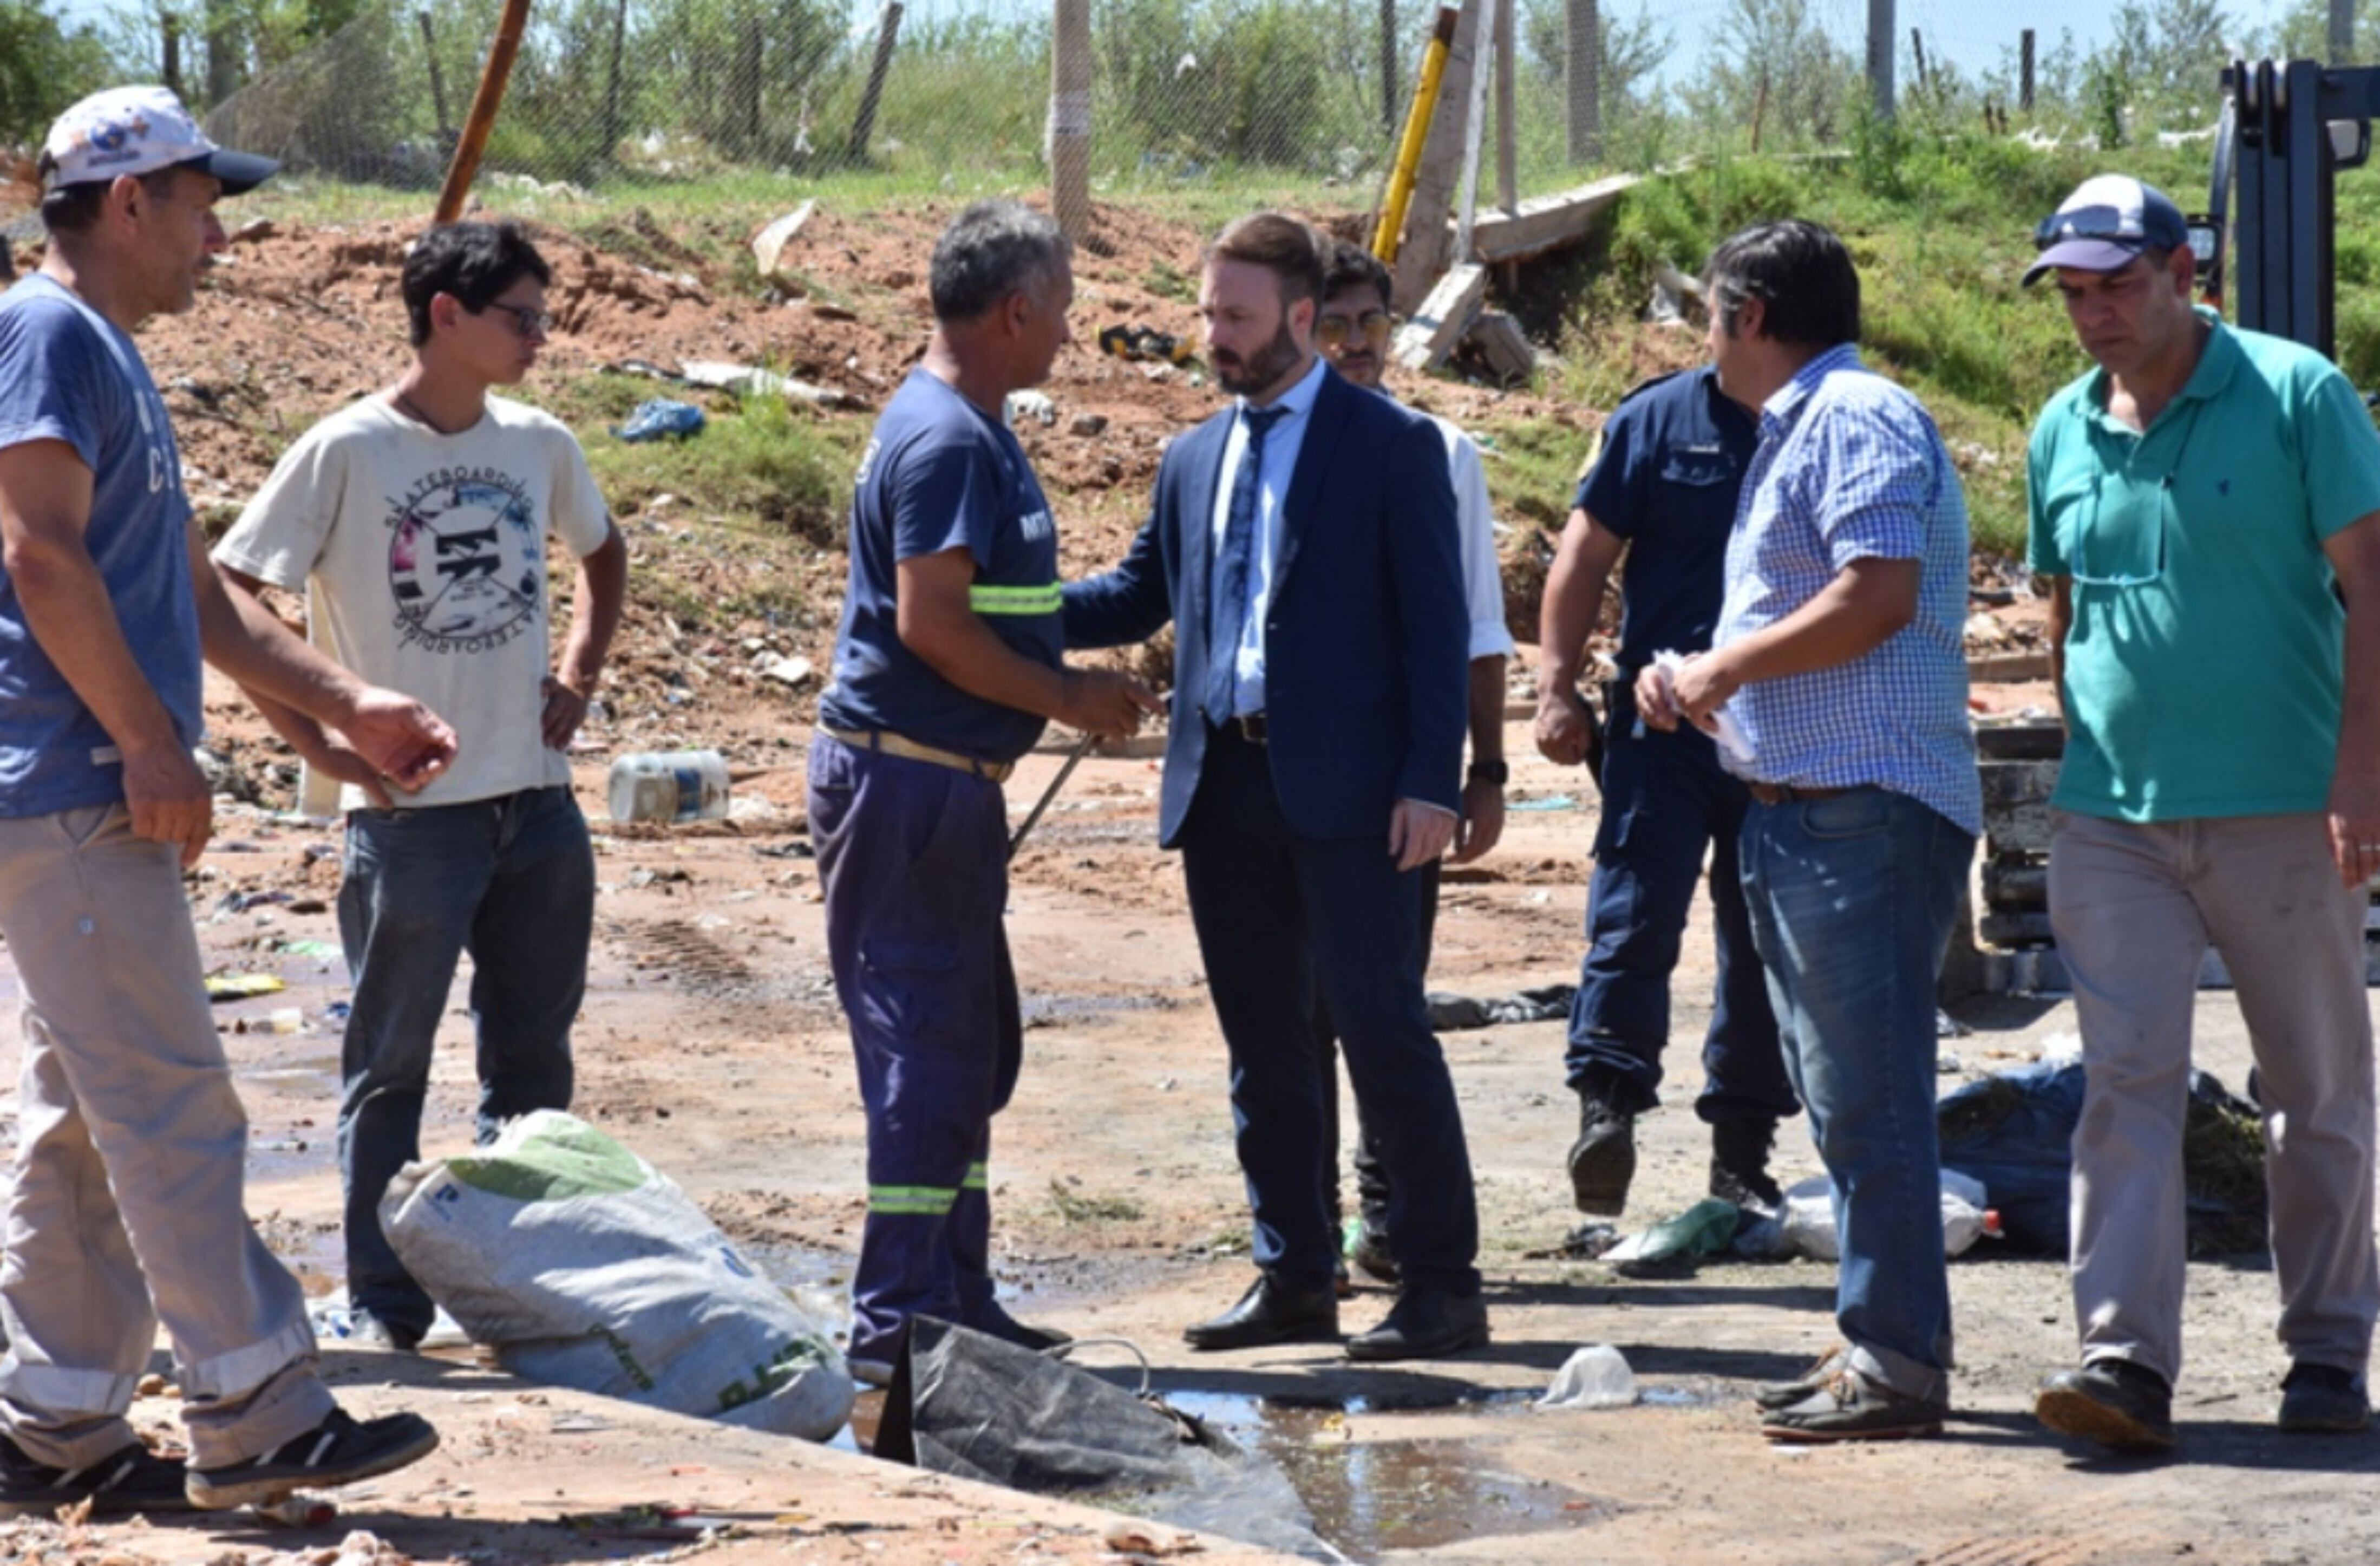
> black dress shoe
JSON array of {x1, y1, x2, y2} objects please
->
[
  {"x1": 1346, "y1": 1287, "x2": 1489, "y2": 1362},
  {"x1": 1183, "y1": 1275, "x2": 1340, "y2": 1351}
]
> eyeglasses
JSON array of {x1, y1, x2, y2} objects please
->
[
  {"x1": 1316, "y1": 310, "x2": 1393, "y2": 350},
  {"x1": 476, "y1": 301, "x2": 554, "y2": 338}
]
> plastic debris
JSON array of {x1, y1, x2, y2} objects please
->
[
  {"x1": 617, "y1": 399, "x2": 705, "y2": 442},
  {"x1": 1097, "y1": 323, "x2": 1195, "y2": 364},
  {"x1": 1603, "y1": 1198, "x2": 1742, "y2": 1276},
  {"x1": 1777, "y1": 1170, "x2": 1992, "y2": 1262},
  {"x1": 205, "y1": 973, "x2": 286, "y2": 1002},
  {"x1": 1507, "y1": 794, "x2": 1577, "y2": 812},
  {"x1": 1539, "y1": 1345, "x2": 1637, "y2": 1410}
]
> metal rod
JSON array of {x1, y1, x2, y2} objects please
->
[{"x1": 1007, "y1": 734, "x2": 1095, "y2": 861}]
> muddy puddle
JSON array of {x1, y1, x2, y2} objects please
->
[{"x1": 1159, "y1": 1388, "x2": 1606, "y2": 1559}]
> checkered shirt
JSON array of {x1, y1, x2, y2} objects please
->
[{"x1": 1715, "y1": 344, "x2": 1982, "y2": 834}]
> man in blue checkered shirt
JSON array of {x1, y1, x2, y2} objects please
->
[{"x1": 1638, "y1": 219, "x2": 1981, "y2": 1443}]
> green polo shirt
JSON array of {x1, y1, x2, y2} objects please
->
[{"x1": 2026, "y1": 311, "x2": 2380, "y2": 821}]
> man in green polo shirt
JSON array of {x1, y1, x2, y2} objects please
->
[{"x1": 2023, "y1": 174, "x2": 2380, "y2": 1453}]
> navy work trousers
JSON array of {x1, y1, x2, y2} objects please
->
[
  {"x1": 1565, "y1": 695, "x2": 1797, "y2": 1125},
  {"x1": 808, "y1": 735, "x2": 1021, "y2": 1366},
  {"x1": 1179, "y1": 725, "x2": 1480, "y2": 1295}
]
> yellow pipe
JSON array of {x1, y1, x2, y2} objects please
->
[{"x1": 1372, "y1": 6, "x2": 1460, "y2": 264}]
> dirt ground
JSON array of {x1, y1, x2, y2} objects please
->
[
  {"x1": 4, "y1": 190, "x2": 2364, "y2": 1565},
  {"x1": 14, "y1": 680, "x2": 2361, "y2": 1566}
]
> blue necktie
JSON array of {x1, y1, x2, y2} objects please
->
[{"x1": 1206, "y1": 404, "x2": 1288, "y2": 721}]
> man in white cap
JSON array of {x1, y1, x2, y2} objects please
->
[
  {"x1": 0, "y1": 86, "x2": 452, "y2": 1512},
  {"x1": 2024, "y1": 173, "x2": 2380, "y2": 1451}
]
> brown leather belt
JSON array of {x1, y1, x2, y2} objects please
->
[
  {"x1": 822, "y1": 725, "x2": 1014, "y2": 783},
  {"x1": 1747, "y1": 781, "x2": 1854, "y2": 807}
]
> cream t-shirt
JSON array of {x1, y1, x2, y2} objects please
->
[{"x1": 214, "y1": 393, "x2": 613, "y2": 811}]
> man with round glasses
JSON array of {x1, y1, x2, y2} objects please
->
[
  {"x1": 214, "y1": 219, "x2": 629, "y2": 1353},
  {"x1": 2023, "y1": 174, "x2": 2380, "y2": 1451},
  {"x1": 1306, "y1": 239, "x2": 1514, "y2": 1286}
]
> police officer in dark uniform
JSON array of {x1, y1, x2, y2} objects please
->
[
  {"x1": 1533, "y1": 362, "x2": 1800, "y2": 1217},
  {"x1": 808, "y1": 201, "x2": 1160, "y2": 1385}
]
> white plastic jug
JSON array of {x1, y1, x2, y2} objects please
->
[{"x1": 607, "y1": 750, "x2": 731, "y2": 824}]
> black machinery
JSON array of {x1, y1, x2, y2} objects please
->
[{"x1": 2201, "y1": 58, "x2": 2380, "y2": 360}]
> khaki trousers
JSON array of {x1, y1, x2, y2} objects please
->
[
  {"x1": 0, "y1": 804, "x2": 332, "y2": 1468},
  {"x1": 2049, "y1": 808, "x2": 2379, "y2": 1386}
]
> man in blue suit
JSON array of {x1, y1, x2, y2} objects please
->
[{"x1": 1064, "y1": 214, "x2": 1486, "y2": 1361}]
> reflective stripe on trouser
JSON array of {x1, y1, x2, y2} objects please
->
[
  {"x1": 809, "y1": 736, "x2": 1023, "y2": 1364},
  {"x1": 0, "y1": 805, "x2": 335, "y2": 1470}
]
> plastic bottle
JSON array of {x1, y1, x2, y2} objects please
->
[{"x1": 607, "y1": 751, "x2": 731, "y2": 825}]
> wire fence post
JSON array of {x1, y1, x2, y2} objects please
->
[
  {"x1": 1050, "y1": 0, "x2": 1092, "y2": 242},
  {"x1": 848, "y1": 0, "x2": 904, "y2": 162}
]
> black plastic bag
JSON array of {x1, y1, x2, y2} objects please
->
[{"x1": 876, "y1": 1317, "x2": 1342, "y2": 1561}]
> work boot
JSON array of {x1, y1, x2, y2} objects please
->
[
  {"x1": 1566, "y1": 1094, "x2": 1636, "y2": 1216},
  {"x1": 1709, "y1": 1117, "x2": 1784, "y2": 1211},
  {"x1": 1350, "y1": 1223, "x2": 1400, "y2": 1287}
]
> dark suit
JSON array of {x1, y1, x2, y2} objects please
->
[{"x1": 1064, "y1": 364, "x2": 1480, "y2": 1294}]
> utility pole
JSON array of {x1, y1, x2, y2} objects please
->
[
  {"x1": 1050, "y1": 0, "x2": 1092, "y2": 241},
  {"x1": 1381, "y1": 0, "x2": 1398, "y2": 134},
  {"x1": 2020, "y1": 29, "x2": 2035, "y2": 113},
  {"x1": 1867, "y1": 0, "x2": 1895, "y2": 121},
  {"x1": 1566, "y1": 0, "x2": 1600, "y2": 163},
  {"x1": 2330, "y1": 0, "x2": 2355, "y2": 64}
]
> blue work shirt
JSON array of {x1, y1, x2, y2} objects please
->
[
  {"x1": 1208, "y1": 354, "x2": 1326, "y2": 716},
  {"x1": 0, "y1": 275, "x2": 201, "y2": 818},
  {"x1": 818, "y1": 368, "x2": 1062, "y2": 765},
  {"x1": 1715, "y1": 344, "x2": 1982, "y2": 834},
  {"x1": 1573, "y1": 366, "x2": 1756, "y2": 674}
]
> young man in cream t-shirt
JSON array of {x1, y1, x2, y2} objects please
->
[{"x1": 215, "y1": 220, "x2": 628, "y2": 1350}]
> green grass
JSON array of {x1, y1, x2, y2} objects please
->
[
  {"x1": 576, "y1": 387, "x2": 862, "y2": 549},
  {"x1": 1539, "y1": 134, "x2": 2259, "y2": 558}
]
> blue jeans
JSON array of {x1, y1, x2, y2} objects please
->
[
  {"x1": 1567, "y1": 697, "x2": 1796, "y2": 1124},
  {"x1": 336, "y1": 786, "x2": 592, "y2": 1337},
  {"x1": 1737, "y1": 786, "x2": 1973, "y2": 1402}
]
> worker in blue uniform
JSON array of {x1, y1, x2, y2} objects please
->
[
  {"x1": 807, "y1": 201, "x2": 1161, "y2": 1385},
  {"x1": 1533, "y1": 363, "x2": 1801, "y2": 1218}
]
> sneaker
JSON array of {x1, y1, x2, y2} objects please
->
[
  {"x1": 2278, "y1": 1362, "x2": 2372, "y2": 1434},
  {"x1": 185, "y1": 1408, "x2": 439, "y2": 1511},
  {"x1": 0, "y1": 1433, "x2": 192, "y2": 1516},
  {"x1": 1710, "y1": 1117, "x2": 1785, "y2": 1211},
  {"x1": 1761, "y1": 1366, "x2": 1946, "y2": 1443},
  {"x1": 1566, "y1": 1095, "x2": 1637, "y2": 1216},
  {"x1": 2034, "y1": 1359, "x2": 2176, "y2": 1453},
  {"x1": 1751, "y1": 1344, "x2": 1849, "y2": 1412}
]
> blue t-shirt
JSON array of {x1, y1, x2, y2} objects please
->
[
  {"x1": 0, "y1": 275, "x2": 202, "y2": 818},
  {"x1": 817, "y1": 369, "x2": 1061, "y2": 764},
  {"x1": 1573, "y1": 366, "x2": 1757, "y2": 673}
]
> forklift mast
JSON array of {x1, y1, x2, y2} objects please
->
[{"x1": 2208, "y1": 58, "x2": 2378, "y2": 360}]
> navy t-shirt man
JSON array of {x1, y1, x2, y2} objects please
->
[
  {"x1": 1561, "y1": 362, "x2": 1795, "y2": 1176},
  {"x1": 818, "y1": 368, "x2": 1062, "y2": 762},
  {"x1": 1573, "y1": 365, "x2": 1756, "y2": 676}
]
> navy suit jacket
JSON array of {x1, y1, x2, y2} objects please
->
[{"x1": 1063, "y1": 365, "x2": 1469, "y2": 847}]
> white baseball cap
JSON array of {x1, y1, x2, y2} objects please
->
[
  {"x1": 40, "y1": 85, "x2": 278, "y2": 197},
  {"x1": 2022, "y1": 174, "x2": 2190, "y2": 286}
]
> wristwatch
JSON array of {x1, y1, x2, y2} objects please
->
[{"x1": 1467, "y1": 759, "x2": 1510, "y2": 786}]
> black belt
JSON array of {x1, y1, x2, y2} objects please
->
[{"x1": 1212, "y1": 712, "x2": 1267, "y2": 744}]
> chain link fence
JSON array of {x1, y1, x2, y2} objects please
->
[{"x1": 197, "y1": 0, "x2": 1688, "y2": 212}]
